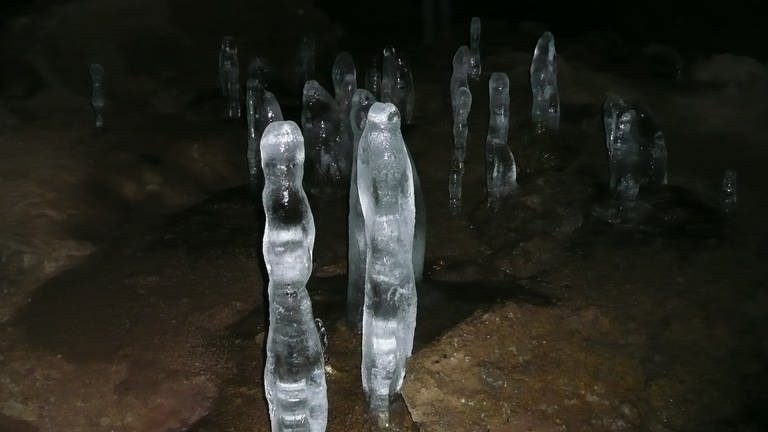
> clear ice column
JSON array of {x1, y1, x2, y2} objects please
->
[
  {"x1": 603, "y1": 95, "x2": 640, "y2": 201},
  {"x1": 347, "y1": 89, "x2": 376, "y2": 330},
  {"x1": 380, "y1": 46, "x2": 397, "y2": 105},
  {"x1": 246, "y1": 79, "x2": 265, "y2": 187},
  {"x1": 261, "y1": 121, "x2": 327, "y2": 432},
  {"x1": 89, "y1": 63, "x2": 105, "y2": 128},
  {"x1": 449, "y1": 86, "x2": 471, "y2": 215},
  {"x1": 297, "y1": 35, "x2": 317, "y2": 83},
  {"x1": 530, "y1": 31, "x2": 559, "y2": 133},
  {"x1": 332, "y1": 52, "x2": 358, "y2": 176},
  {"x1": 301, "y1": 80, "x2": 344, "y2": 196},
  {"x1": 486, "y1": 72, "x2": 518, "y2": 210},
  {"x1": 469, "y1": 17, "x2": 482, "y2": 80},
  {"x1": 450, "y1": 46, "x2": 470, "y2": 112},
  {"x1": 219, "y1": 36, "x2": 241, "y2": 119},
  {"x1": 357, "y1": 103, "x2": 417, "y2": 427},
  {"x1": 365, "y1": 55, "x2": 381, "y2": 99}
]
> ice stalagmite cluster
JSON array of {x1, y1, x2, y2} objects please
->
[
  {"x1": 530, "y1": 31, "x2": 559, "y2": 133},
  {"x1": 486, "y1": 72, "x2": 518, "y2": 210},
  {"x1": 89, "y1": 63, "x2": 105, "y2": 128},
  {"x1": 261, "y1": 121, "x2": 327, "y2": 432},
  {"x1": 357, "y1": 102, "x2": 417, "y2": 427}
]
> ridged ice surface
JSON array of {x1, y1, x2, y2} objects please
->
[
  {"x1": 357, "y1": 103, "x2": 417, "y2": 425},
  {"x1": 452, "y1": 86, "x2": 472, "y2": 168},
  {"x1": 261, "y1": 121, "x2": 327, "y2": 432},
  {"x1": 530, "y1": 31, "x2": 559, "y2": 132}
]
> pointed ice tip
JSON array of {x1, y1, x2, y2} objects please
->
[
  {"x1": 383, "y1": 45, "x2": 397, "y2": 57},
  {"x1": 261, "y1": 120, "x2": 304, "y2": 163},
  {"x1": 367, "y1": 102, "x2": 401, "y2": 128}
]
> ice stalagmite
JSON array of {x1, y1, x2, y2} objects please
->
[
  {"x1": 603, "y1": 95, "x2": 668, "y2": 202},
  {"x1": 246, "y1": 79, "x2": 265, "y2": 187},
  {"x1": 486, "y1": 72, "x2": 517, "y2": 210},
  {"x1": 89, "y1": 64, "x2": 105, "y2": 128},
  {"x1": 357, "y1": 102, "x2": 417, "y2": 427},
  {"x1": 332, "y1": 52, "x2": 358, "y2": 178},
  {"x1": 301, "y1": 80, "x2": 345, "y2": 195},
  {"x1": 219, "y1": 36, "x2": 241, "y2": 119},
  {"x1": 635, "y1": 110, "x2": 668, "y2": 186},
  {"x1": 218, "y1": 36, "x2": 237, "y2": 96},
  {"x1": 297, "y1": 35, "x2": 317, "y2": 84},
  {"x1": 347, "y1": 89, "x2": 376, "y2": 330},
  {"x1": 720, "y1": 169, "x2": 738, "y2": 215},
  {"x1": 380, "y1": 46, "x2": 397, "y2": 106},
  {"x1": 450, "y1": 46, "x2": 471, "y2": 112},
  {"x1": 449, "y1": 86, "x2": 471, "y2": 215},
  {"x1": 365, "y1": 55, "x2": 381, "y2": 99},
  {"x1": 261, "y1": 121, "x2": 327, "y2": 432},
  {"x1": 530, "y1": 31, "x2": 559, "y2": 133},
  {"x1": 448, "y1": 167, "x2": 462, "y2": 215},
  {"x1": 469, "y1": 17, "x2": 482, "y2": 80},
  {"x1": 452, "y1": 86, "x2": 472, "y2": 169},
  {"x1": 603, "y1": 96, "x2": 640, "y2": 201},
  {"x1": 396, "y1": 56, "x2": 416, "y2": 125}
]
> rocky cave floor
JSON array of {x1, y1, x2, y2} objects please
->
[{"x1": 2, "y1": 2, "x2": 768, "y2": 431}]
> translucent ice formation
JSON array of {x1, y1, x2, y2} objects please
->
[
  {"x1": 603, "y1": 95, "x2": 667, "y2": 201},
  {"x1": 603, "y1": 96, "x2": 640, "y2": 201},
  {"x1": 246, "y1": 79, "x2": 265, "y2": 186},
  {"x1": 530, "y1": 31, "x2": 559, "y2": 133},
  {"x1": 347, "y1": 89, "x2": 377, "y2": 330},
  {"x1": 396, "y1": 56, "x2": 416, "y2": 125},
  {"x1": 301, "y1": 80, "x2": 346, "y2": 195},
  {"x1": 219, "y1": 36, "x2": 241, "y2": 119},
  {"x1": 357, "y1": 102, "x2": 417, "y2": 427},
  {"x1": 452, "y1": 86, "x2": 472, "y2": 170},
  {"x1": 365, "y1": 55, "x2": 381, "y2": 99},
  {"x1": 720, "y1": 169, "x2": 738, "y2": 215},
  {"x1": 486, "y1": 72, "x2": 517, "y2": 210},
  {"x1": 218, "y1": 36, "x2": 237, "y2": 96},
  {"x1": 332, "y1": 52, "x2": 357, "y2": 172},
  {"x1": 297, "y1": 35, "x2": 317, "y2": 84},
  {"x1": 448, "y1": 166, "x2": 462, "y2": 215},
  {"x1": 469, "y1": 17, "x2": 482, "y2": 80},
  {"x1": 380, "y1": 46, "x2": 397, "y2": 106},
  {"x1": 248, "y1": 56, "x2": 270, "y2": 83},
  {"x1": 332, "y1": 52, "x2": 357, "y2": 110},
  {"x1": 89, "y1": 63, "x2": 105, "y2": 128},
  {"x1": 261, "y1": 121, "x2": 327, "y2": 432},
  {"x1": 450, "y1": 46, "x2": 471, "y2": 112}
]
